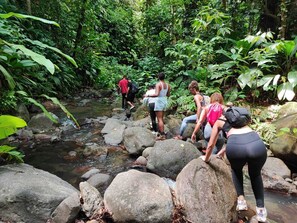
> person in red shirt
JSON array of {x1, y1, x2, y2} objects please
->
[{"x1": 118, "y1": 75, "x2": 129, "y2": 109}]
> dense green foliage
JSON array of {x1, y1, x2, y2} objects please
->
[{"x1": 0, "y1": 0, "x2": 296, "y2": 114}]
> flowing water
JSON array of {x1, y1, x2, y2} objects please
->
[{"x1": 22, "y1": 98, "x2": 297, "y2": 223}]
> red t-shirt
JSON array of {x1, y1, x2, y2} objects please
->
[{"x1": 118, "y1": 78, "x2": 128, "y2": 93}]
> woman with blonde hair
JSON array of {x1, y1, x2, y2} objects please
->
[{"x1": 191, "y1": 92, "x2": 225, "y2": 153}]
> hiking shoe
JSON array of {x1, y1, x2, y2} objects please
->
[
  {"x1": 151, "y1": 131, "x2": 158, "y2": 136},
  {"x1": 236, "y1": 199, "x2": 248, "y2": 211},
  {"x1": 256, "y1": 207, "x2": 267, "y2": 222}
]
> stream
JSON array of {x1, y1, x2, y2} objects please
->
[{"x1": 22, "y1": 98, "x2": 297, "y2": 223}]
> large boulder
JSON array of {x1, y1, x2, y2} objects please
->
[
  {"x1": 27, "y1": 113, "x2": 58, "y2": 133},
  {"x1": 270, "y1": 103, "x2": 297, "y2": 172},
  {"x1": 50, "y1": 192, "x2": 81, "y2": 223},
  {"x1": 79, "y1": 181, "x2": 104, "y2": 218},
  {"x1": 261, "y1": 157, "x2": 297, "y2": 194},
  {"x1": 104, "y1": 170, "x2": 173, "y2": 223},
  {"x1": 277, "y1": 102, "x2": 297, "y2": 118},
  {"x1": 175, "y1": 157, "x2": 237, "y2": 223},
  {"x1": 101, "y1": 118, "x2": 126, "y2": 145},
  {"x1": 146, "y1": 139, "x2": 201, "y2": 179},
  {"x1": 0, "y1": 164, "x2": 78, "y2": 223},
  {"x1": 123, "y1": 127, "x2": 156, "y2": 155}
]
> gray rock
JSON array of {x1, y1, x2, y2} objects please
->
[
  {"x1": 104, "y1": 170, "x2": 173, "y2": 223},
  {"x1": 81, "y1": 168, "x2": 101, "y2": 181},
  {"x1": 51, "y1": 192, "x2": 81, "y2": 223},
  {"x1": 146, "y1": 139, "x2": 201, "y2": 179},
  {"x1": 175, "y1": 157, "x2": 237, "y2": 223},
  {"x1": 0, "y1": 164, "x2": 78, "y2": 223},
  {"x1": 123, "y1": 127, "x2": 156, "y2": 155},
  {"x1": 79, "y1": 181, "x2": 103, "y2": 218},
  {"x1": 87, "y1": 173, "x2": 112, "y2": 194},
  {"x1": 28, "y1": 113, "x2": 58, "y2": 133},
  {"x1": 263, "y1": 157, "x2": 291, "y2": 179}
]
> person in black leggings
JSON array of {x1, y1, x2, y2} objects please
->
[{"x1": 200, "y1": 114, "x2": 268, "y2": 222}]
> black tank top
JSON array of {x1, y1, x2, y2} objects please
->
[{"x1": 218, "y1": 118, "x2": 232, "y2": 134}]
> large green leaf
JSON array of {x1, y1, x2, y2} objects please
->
[
  {"x1": 6, "y1": 42, "x2": 55, "y2": 74},
  {"x1": 282, "y1": 40, "x2": 295, "y2": 57},
  {"x1": 0, "y1": 115, "x2": 27, "y2": 139},
  {"x1": 288, "y1": 71, "x2": 297, "y2": 86},
  {"x1": 0, "y1": 12, "x2": 60, "y2": 27},
  {"x1": 0, "y1": 64, "x2": 15, "y2": 89},
  {"x1": 25, "y1": 39, "x2": 78, "y2": 68},
  {"x1": 277, "y1": 82, "x2": 295, "y2": 101},
  {"x1": 0, "y1": 145, "x2": 24, "y2": 163}
]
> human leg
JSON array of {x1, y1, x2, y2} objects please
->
[
  {"x1": 227, "y1": 132, "x2": 268, "y2": 221},
  {"x1": 179, "y1": 114, "x2": 197, "y2": 136},
  {"x1": 245, "y1": 136, "x2": 267, "y2": 208},
  {"x1": 156, "y1": 111, "x2": 164, "y2": 134},
  {"x1": 226, "y1": 136, "x2": 248, "y2": 207},
  {"x1": 122, "y1": 93, "x2": 127, "y2": 109},
  {"x1": 149, "y1": 103, "x2": 157, "y2": 132}
]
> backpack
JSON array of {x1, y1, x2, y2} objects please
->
[
  {"x1": 202, "y1": 95, "x2": 210, "y2": 107},
  {"x1": 131, "y1": 82, "x2": 139, "y2": 94},
  {"x1": 224, "y1": 106, "x2": 251, "y2": 128},
  {"x1": 207, "y1": 103, "x2": 223, "y2": 127}
]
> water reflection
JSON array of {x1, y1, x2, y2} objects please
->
[{"x1": 23, "y1": 140, "x2": 135, "y2": 188}]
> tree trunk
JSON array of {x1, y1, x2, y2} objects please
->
[
  {"x1": 222, "y1": 0, "x2": 227, "y2": 10},
  {"x1": 258, "y1": 0, "x2": 279, "y2": 37},
  {"x1": 73, "y1": 0, "x2": 88, "y2": 59},
  {"x1": 26, "y1": 0, "x2": 31, "y2": 14},
  {"x1": 278, "y1": 0, "x2": 288, "y2": 39}
]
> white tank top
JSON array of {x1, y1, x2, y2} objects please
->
[{"x1": 159, "y1": 82, "x2": 168, "y2": 97}]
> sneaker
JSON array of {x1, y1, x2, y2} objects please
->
[
  {"x1": 256, "y1": 207, "x2": 267, "y2": 222},
  {"x1": 236, "y1": 199, "x2": 248, "y2": 211},
  {"x1": 151, "y1": 131, "x2": 158, "y2": 136}
]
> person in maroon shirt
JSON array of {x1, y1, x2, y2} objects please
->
[{"x1": 118, "y1": 75, "x2": 129, "y2": 109}]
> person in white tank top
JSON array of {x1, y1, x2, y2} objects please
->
[{"x1": 145, "y1": 72, "x2": 170, "y2": 140}]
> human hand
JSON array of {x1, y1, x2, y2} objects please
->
[{"x1": 191, "y1": 134, "x2": 196, "y2": 143}]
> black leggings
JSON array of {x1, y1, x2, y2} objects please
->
[
  {"x1": 226, "y1": 131, "x2": 267, "y2": 207},
  {"x1": 149, "y1": 103, "x2": 157, "y2": 132},
  {"x1": 121, "y1": 93, "x2": 127, "y2": 109}
]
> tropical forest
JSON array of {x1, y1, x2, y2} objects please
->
[{"x1": 0, "y1": 0, "x2": 297, "y2": 223}]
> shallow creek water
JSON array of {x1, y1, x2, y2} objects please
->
[{"x1": 22, "y1": 99, "x2": 297, "y2": 223}]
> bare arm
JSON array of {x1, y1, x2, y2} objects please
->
[
  {"x1": 191, "y1": 106, "x2": 208, "y2": 142},
  {"x1": 194, "y1": 94, "x2": 203, "y2": 121},
  {"x1": 203, "y1": 119, "x2": 225, "y2": 162}
]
